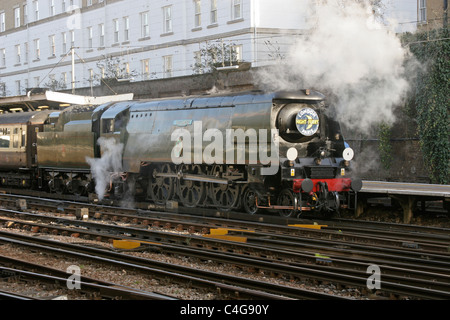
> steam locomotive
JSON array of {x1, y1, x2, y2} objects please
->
[{"x1": 0, "y1": 90, "x2": 361, "y2": 217}]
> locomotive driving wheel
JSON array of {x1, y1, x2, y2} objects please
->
[
  {"x1": 277, "y1": 188, "x2": 298, "y2": 218},
  {"x1": 242, "y1": 186, "x2": 259, "y2": 215},
  {"x1": 209, "y1": 165, "x2": 240, "y2": 211},
  {"x1": 177, "y1": 164, "x2": 206, "y2": 207},
  {"x1": 148, "y1": 164, "x2": 174, "y2": 205}
]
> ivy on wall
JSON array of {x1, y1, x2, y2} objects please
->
[
  {"x1": 405, "y1": 28, "x2": 449, "y2": 184},
  {"x1": 378, "y1": 122, "x2": 392, "y2": 170}
]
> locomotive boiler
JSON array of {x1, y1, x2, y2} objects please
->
[{"x1": 0, "y1": 89, "x2": 361, "y2": 217}]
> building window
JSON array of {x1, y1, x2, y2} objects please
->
[
  {"x1": 210, "y1": 0, "x2": 217, "y2": 24},
  {"x1": 163, "y1": 6, "x2": 173, "y2": 33},
  {"x1": 113, "y1": 19, "x2": 119, "y2": 43},
  {"x1": 99, "y1": 24, "x2": 105, "y2": 46},
  {"x1": 0, "y1": 12, "x2": 5, "y2": 32},
  {"x1": 62, "y1": 32, "x2": 67, "y2": 53},
  {"x1": 233, "y1": 44, "x2": 242, "y2": 62},
  {"x1": 232, "y1": 0, "x2": 242, "y2": 20},
  {"x1": 24, "y1": 42, "x2": 28, "y2": 62},
  {"x1": 14, "y1": 7, "x2": 21, "y2": 28},
  {"x1": 49, "y1": 35, "x2": 56, "y2": 57},
  {"x1": 163, "y1": 55, "x2": 173, "y2": 78},
  {"x1": 70, "y1": 30, "x2": 75, "y2": 48},
  {"x1": 16, "y1": 81, "x2": 21, "y2": 95},
  {"x1": 23, "y1": 4, "x2": 28, "y2": 24},
  {"x1": 419, "y1": 0, "x2": 427, "y2": 23},
  {"x1": 141, "y1": 59, "x2": 150, "y2": 80},
  {"x1": 194, "y1": 0, "x2": 201, "y2": 28},
  {"x1": 0, "y1": 49, "x2": 5, "y2": 67},
  {"x1": 61, "y1": 72, "x2": 67, "y2": 87},
  {"x1": 124, "y1": 17, "x2": 129, "y2": 41},
  {"x1": 16, "y1": 45, "x2": 22, "y2": 64},
  {"x1": 34, "y1": 39, "x2": 40, "y2": 60},
  {"x1": 87, "y1": 27, "x2": 93, "y2": 48},
  {"x1": 16, "y1": 45, "x2": 21, "y2": 64},
  {"x1": 33, "y1": 0, "x2": 39, "y2": 21},
  {"x1": 50, "y1": 0, "x2": 56, "y2": 16},
  {"x1": 141, "y1": 12, "x2": 150, "y2": 38}
]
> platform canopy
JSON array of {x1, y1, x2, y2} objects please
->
[{"x1": 0, "y1": 90, "x2": 134, "y2": 112}]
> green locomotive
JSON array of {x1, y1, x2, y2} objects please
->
[{"x1": 0, "y1": 90, "x2": 361, "y2": 217}]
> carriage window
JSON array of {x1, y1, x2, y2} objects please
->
[
  {"x1": 12, "y1": 134, "x2": 19, "y2": 148},
  {"x1": 21, "y1": 130, "x2": 26, "y2": 148},
  {"x1": 0, "y1": 128, "x2": 10, "y2": 148}
]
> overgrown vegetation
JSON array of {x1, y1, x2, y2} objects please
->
[
  {"x1": 192, "y1": 40, "x2": 239, "y2": 74},
  {"x1": 378, "y1": 122, "x2": 392, "y2": 170},
  {"x1": 95, "y1": 55, "x2": 137, "y2": 86},
  {"x1": 404, "y1": 28, "x2": 449, "y2": 184}
]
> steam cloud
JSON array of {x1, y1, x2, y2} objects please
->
[
  {"x1": 86, "y1": 137, "x2": 124, "y2": 201},
  {"x1": 256, "y1": 0, "x2": 412, "y2": 132}
]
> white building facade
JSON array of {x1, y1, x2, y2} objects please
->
[{"x1": 0, "y1": 0, "x2": 312, "y2": 96}]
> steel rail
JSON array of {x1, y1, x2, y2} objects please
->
[
  {"x1": 0, "y1": 255, "x2": 177, "y2": 300},
  {"x1": 1, "y1": 208, "x2": 449, "y2": 271},
  {"x1": 2, "y1": 194, "x2": 449, "y2": 253},
  {"x1": 1, "y1": 213, "x2": 450, "y2": 299},
  {"x1": 0, "y1": 266, "x2": 175, "y2": 300},
  {"x1": 1, "y1": 191, "x2": 449, "y2": 243},
  {"x1": 0, "y1": 231, "x2": 340, "y2": 300},
  {"x1": 0, "y1": 289, "x2": 38, "y2": 300}
]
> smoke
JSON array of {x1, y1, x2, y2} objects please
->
[
  {"x1": 86, "y1": 137, "x2": 124, "y2": 201},
  {"x1": 256, "y1": 0, "x2": 413, "y2": 133}
]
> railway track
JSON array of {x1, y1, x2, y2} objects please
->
[
  {"x1": 1, "y1": 193, "x2": 449, "y2": 252},
  {"x1": 0, "y1": 193, "x2": 449, "y2": 299},
  {"x1": 0, "y1": 261, "x2": 175, "y2": 300},
  {"x1": 0, "y1": 231, "x2": 341, "y2": 300}
]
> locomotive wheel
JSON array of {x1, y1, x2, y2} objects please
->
[
  {"x1": 67, "y1": 178, "x2": 88, "y2": 196},
  {"x1": 242, "y1": 187, "x2": 259, "y2": 215},
  {"x1": 177, "y1": 164, "x2": 206, "y2": 207},
  {"x1": 277, "y1": 189, "x2": 297, "y2": 218},
  {"x1": 148, "y1": 164, "x2": 174, "y2": 205},
  {"x1": 49, "y1": 178, "x2": 65, "y2": 194},
  {"x1": 209, "y1": 165, "x2": 240, "y2": 211}
]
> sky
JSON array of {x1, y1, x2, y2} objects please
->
[{"x1": 383, "y1": 0, "x2": 418, "y2": 32}]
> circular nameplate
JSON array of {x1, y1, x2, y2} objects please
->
[{"x1": 295, "y1": 108, "x2": 319, "y2": 136}]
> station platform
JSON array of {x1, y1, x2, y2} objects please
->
[{"x1": 357, "y1": 180, "x2": 450, "y2": 223}]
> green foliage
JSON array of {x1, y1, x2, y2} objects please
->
[
  {"x1": 44, "y1": 78, "x2": 67, "y2": 91},
  {"x1": 95, "y1": 55, "x2": 137, "y2": 85},
  {"x1": 405, "y1": 28, "x2": 450, "y2": 184},
  {"x1": 192, "y1": 40, "x2": 238, "y2": 74},
  {"x1": 378, "y1": 122, "x2": 392, "y2": 170}
]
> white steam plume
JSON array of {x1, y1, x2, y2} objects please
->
[
  {"x1": 86, "y1": 137, "x2": 124, "y2": 201},
  {"x1": 256, "y1": 0, "x2": 412, "y2": 132}
]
